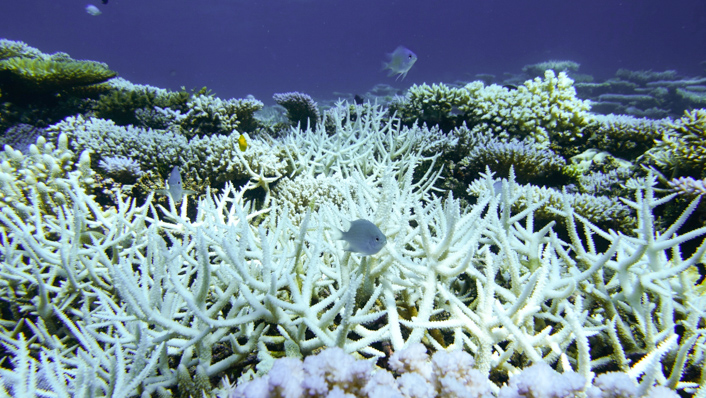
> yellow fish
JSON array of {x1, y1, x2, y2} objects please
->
[{"x1": 238, "y1": 134, "x2": 247, "y2": 151}]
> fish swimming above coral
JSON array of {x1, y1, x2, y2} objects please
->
[
  {"x1": 156, "y1": 166, "x2": 196, "y2": 203},
  {"x1": 335, "y1": 219, "x2": 387, "y2": 255},
  {"x1": 383, "y1": 46, "x2": 418, "y2": 81},
  {"x1": 85, "y1": 4, "x2": 102, "y2": 16}
]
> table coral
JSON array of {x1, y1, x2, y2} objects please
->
[{"x1": 0, "y1": 56, "x2": 116, "y2": 93}]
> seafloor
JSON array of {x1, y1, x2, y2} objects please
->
[{"x1": 1, "y1": 39, "x2": 705, "y2": 397}]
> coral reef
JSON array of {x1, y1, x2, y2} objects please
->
[
  {"x1": 458, "y1": 134, "x2": 566, "y2": 184},
  {"x1": 0, "y1": 123, "x2": 46, "y2": 153},
  {"x1": 0, "y1": 57, "x2": 116, "y2": 93},
  {"x1": 2, "y1": 43, "x2": 706, "y2": 398},
  {"x1": 585, "y1": 114, "x2": 669, "y2": 160},
  {"x1": 575, "y1": 67, "x2": 706, "y2": 118},
  {"x1": 642, "y1": 109, "x2": 706, "y2": 178},
  {"x1": 180, "y1": 94, "x2": 263, "y2": 137},
  {"x1": 273, "y1": 91, "x2": 320, "y2": 129},
  {"x1": 93, "y1": 81, "x2": 190, "y2": 126},
  {"x1": 47, "y1": 115, "x2": 189, "y2": 176},
  {"x1": 395, "y1": 71, "x2": 593, "y2": 143},
  {"x1": 521, "y1": 60, "x2": 581, "y2": 78},
  {"x1": 98, "y1": 155, "x2": 145, "y2": 183},
  {"x1": 0, "y1": 133, "x2": 95, "y2": 222},
  {"x1": 668, "y1": 176, "x2": 706, "y2": 196},
  {"x1": 222, "y1": 343, "x2": 682, "y2": 398}
]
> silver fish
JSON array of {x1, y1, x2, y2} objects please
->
[
  {"x1": 157, "y1": 166, "x2": 195, "y2": 203},
  {"x1": 336, "y1": 219, "x2": 387, "y2": 255},
  {"x1": 85, "y1": 4, "x2": 102, "y2": 16},
  {"x1": 383, "y1": 46, "x2": 417, "y2": 81}
]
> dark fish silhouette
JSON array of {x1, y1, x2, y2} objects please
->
[{"x1": 102, "y1": 0, "x2": 108, "y2": 4}]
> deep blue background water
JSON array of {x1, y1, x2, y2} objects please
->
[{"x1": 1, "y1": 0, "x2": 705, "y2": 103}]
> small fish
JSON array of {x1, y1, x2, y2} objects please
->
[
  {"x1": 156, "y1": 166, "x2": 195, "y2": 203},
  {"x1": 383, "y1": 46, "x2": 417, "y2": 81},
  {"x1": 85, "y1": 4, "x2": 102, "y2": 16},
  {"x1": 238, "y1": 134, "x2": 247, "y2": 152},
  {"x1": 335, "y1": 219, "x2": 387, "y2": 255}
]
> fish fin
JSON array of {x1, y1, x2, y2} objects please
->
[
  {"x1": 331, "y1": 228, "x2": 343, "y2": 241},
  {"x1": 155, "y1": 189, "x2": 169, "y2": 196},
  {"x1": 183, "y1": 189, "x2": 197, "y2": 196}
]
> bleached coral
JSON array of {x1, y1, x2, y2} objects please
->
[
  {"x1": 98, "y1": 155, "x2": 144, "y2": 182},
  {"x1": 221, "y1": 343, "x2": 683, "y2": 398},
  {"x1": 1, "y1": 107, "x2": 705, "y2": 398},
  {"x1": 468, "y1": 175, "x2": 632, "y2": 230},
  {"x1": 398, "y1": 71, "x2": 593, "y2": 141},
  {"x1": 271, "y1": 173, "x2": 352, "y2": 225},
  {"x1": 0, "y1": 133, "x2": 94, "y2": 221},
  {"x1": 47, "y1": 115, "x2": 188, "y2": 173},
  {"x1": 184, "y1": 131, "x2": 287, "y2": 188}
]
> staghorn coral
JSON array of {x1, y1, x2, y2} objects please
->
[
  {"x1": 668, "y1": 176, "x2": 706, "y2": 196},
  {"x1": 0, "y1": 133, "x2": 95, "y2": 223},
  {"x1": 1, "y1": 122, "x2": 705, "y2": 397},
  {"x1": 2, "y1": 83, "x2": 706, "y2": 398}
]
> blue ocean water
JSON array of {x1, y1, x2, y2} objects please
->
[{"x1": 1, "y1": 0, "x2": 705, "y2": 102}]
